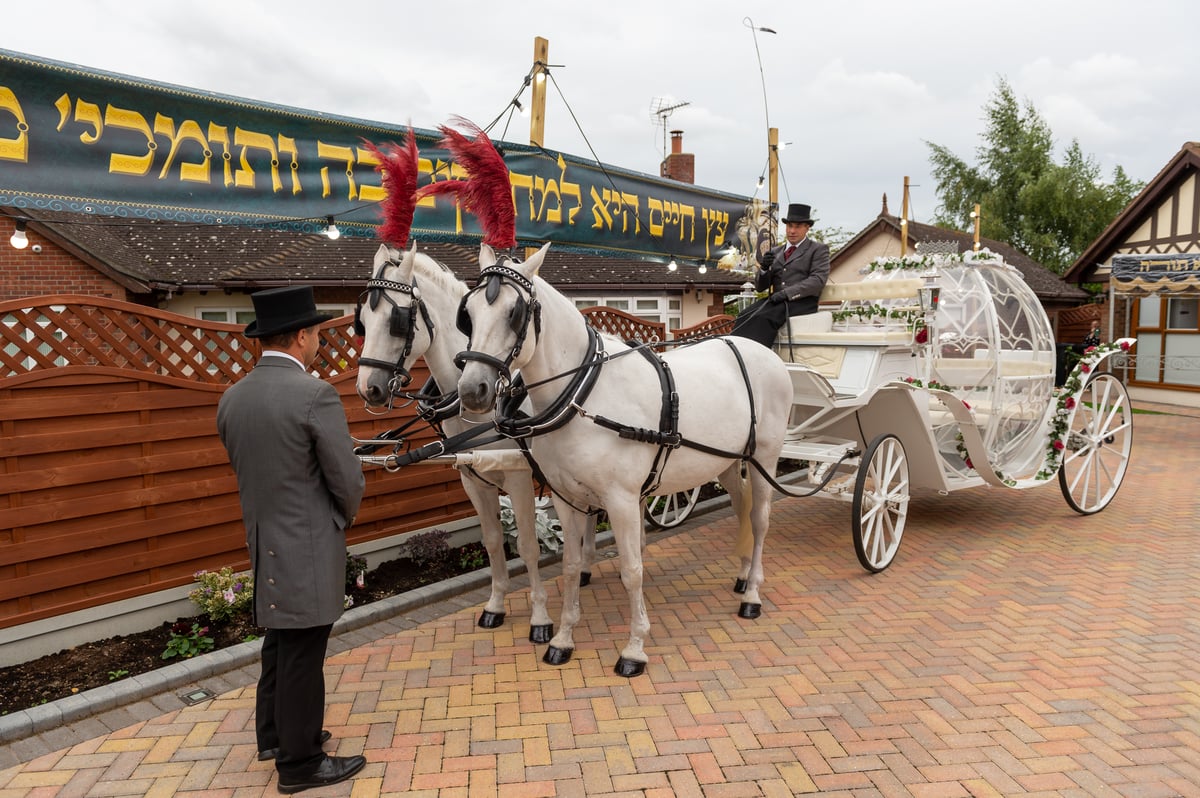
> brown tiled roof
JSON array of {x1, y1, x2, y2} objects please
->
[
  {"x1": 836, "y1": 213, "x2": 1088, "y2": 303},
  {"x1": 21, "y1": 210, "x2": 747, "y2": 296}
]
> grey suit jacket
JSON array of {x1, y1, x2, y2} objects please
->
[
  {"x1": 755, "y1": 237, "x2": 831, "y2": 303},
  {"x1": 217, "y1": 357, "x2": 365, "y2": 629}
]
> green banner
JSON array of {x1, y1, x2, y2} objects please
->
[{"x1": 0, "y1": 49, "x2": 750, "y2": 263}]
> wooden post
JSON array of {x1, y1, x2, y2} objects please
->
[
  {"x1": 972, "y1": 203, "x2": 981, "y2": 251},
  {"x1": 526, "y1": 37, "x2": 550, "y2": 260},
  {"x1": 900, "y1": 175, "x2": 910, "y2": 255},
  {"x1": 529, "y1": 37, "x2": 548, "y2": 149}
]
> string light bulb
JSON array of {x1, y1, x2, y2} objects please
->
[
  {"x1": 698, "y1": 263, "x2": 708, "y2": 274},
  {"x1": 324, "y1": 216, "x2": 341, "y2": 241},
  {"x1": 667, "y1": 258, "x2": 678, "y2": 272},
  {"x1": 9, "y1": 219, "x2": 28, "y2": 249}
]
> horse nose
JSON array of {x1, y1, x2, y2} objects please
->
[
  {"x1": 459, "y1": 378, "x2": 494, "y2": 413},
  {"x1": 358, "y1": 382, "x2": 387, "y2": 406}
]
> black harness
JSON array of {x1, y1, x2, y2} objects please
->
[
  {"x1": 454, "y1": 263, "x2": 762, "y2": 503},
  {"x1": 354, "y1": 257, "x2": 434, "y2": 398}
]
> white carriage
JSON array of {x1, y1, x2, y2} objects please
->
[{"x1": 772, "y1": 249, "x2": 1134, "y2": 572}]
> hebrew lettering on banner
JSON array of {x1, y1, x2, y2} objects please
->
[{"x1": 0, "y1": 48, "x2": 748, "y2": 262}]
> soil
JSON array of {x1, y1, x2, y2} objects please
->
[{"x1": 0, "y1": 542, "x2": 492, "y2": 717}]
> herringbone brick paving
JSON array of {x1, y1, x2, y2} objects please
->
[{"x1": 1, "y1": 404, "x2": 1197, "y2": 796}]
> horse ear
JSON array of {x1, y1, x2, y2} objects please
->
[
  {"x1": 479, "y1": 243, "x2": 497, "y2": 270},
  {"x1": 519, "y1": 242, "x2": 551, "y2": 277},
  {"x1": 373, "y1": 244, "x2": 393, "y2": 268}
]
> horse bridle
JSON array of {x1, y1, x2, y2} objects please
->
[
  {"x1": 354, "y1": 257, "x2": 434, "y2": 397},
  {"x1": 453, "y1": 258, "x2": 541, "y2": 395}
]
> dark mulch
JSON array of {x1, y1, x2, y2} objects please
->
[{"x1": 0, "y1": 543, "x2": 490, "y2": 717}]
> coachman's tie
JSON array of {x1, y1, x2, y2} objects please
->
[{"x1": 784, "y1": 245, "x2": 795, "y2": 260}]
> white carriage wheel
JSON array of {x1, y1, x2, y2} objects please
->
[
  {"x1": 1058, "y1": 373, "x2": 1133, "y2": 514},
  {"x1": 853, "y1": 433, "x2": 910, "y2": 573},
  {"x1": 644, "y1": 485, "x2": 703, "y2": 530}
]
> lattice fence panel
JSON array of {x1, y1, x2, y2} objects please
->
[
  {"x1": 579, "y1": 306, "x2": 666, "y2": 347},
  {"x1": 1, "y1": 295, "x2": 359, "y2": 384}
]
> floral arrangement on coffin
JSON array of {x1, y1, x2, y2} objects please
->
[{"x1": 1035, "y1": 340, "x2": 1132, "y2": 481}]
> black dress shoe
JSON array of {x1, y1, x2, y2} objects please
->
[
  {"x1": 257, "y1": 729, "x2": 332, "y2": 761},
  {"x1": 277, "y1": 755, "x2": 366, "y2": 794}
]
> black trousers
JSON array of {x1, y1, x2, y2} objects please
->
[
  {"x1": 730, "y1": 295, "x2": 818, "y2": 349},
  {"x1": 256, "y1": 624, "x2": 334, "y2": 777}
]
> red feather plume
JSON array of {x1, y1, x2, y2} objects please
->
[
  {"x1": 414, "y1": 117, "x2": 517, "y2": 249},
  {"x1": 363, "y1": 128, "x2": 420, "y2": 248}
]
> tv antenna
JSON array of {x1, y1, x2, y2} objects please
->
[{"x1": 650, "y1": 97, "x2": 690, "y2": 159}]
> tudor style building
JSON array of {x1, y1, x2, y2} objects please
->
[{"x1": 1065, "y1": 142, "x2": 1200, "y2": 404}]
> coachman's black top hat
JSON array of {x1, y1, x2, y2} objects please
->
[
  {"x1": 244, "y1": 285, "x2": 331, "y2": 338},
  {"x1": 781, "y1": 203, "x2": 816, "y2": 224}
]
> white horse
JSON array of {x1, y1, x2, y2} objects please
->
[
  {"x1": 355, "y1": 243, "x2": 561, "y2": 642},
  {"x1": 455, "y1": 243, "x2": 794, "y2": 677}
]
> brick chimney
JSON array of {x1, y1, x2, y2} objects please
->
[{"x1": 660, "y1": 130, "x2": 695, "y2": 184}]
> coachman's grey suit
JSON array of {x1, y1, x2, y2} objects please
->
[
  {"x1": 217, "y1": 357, "x2": 364, "y2": 629},
  {"x1": 217, "y1": 350, "x2": 364, "y2": 785}
]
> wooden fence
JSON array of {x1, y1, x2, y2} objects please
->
[{"x1": 0, "y1": 296, "x2": 473, "y2": 630}]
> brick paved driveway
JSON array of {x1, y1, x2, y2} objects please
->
[{"x1": 1, "y1": 404, "x2": 1197, "y2": 796}]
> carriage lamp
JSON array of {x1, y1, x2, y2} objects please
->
[
  {"x1": 919, "y1": 286, "x2": 940, "y2": 312},
  {"x1": 9, "y1": 219, "x2": 28, "y2": 249},
  {"x1": 324, "y1": 216, "x2": 341, "y2": 241}
]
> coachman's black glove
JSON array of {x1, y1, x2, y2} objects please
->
[
  {"x1": 760, "y1": 251, "x2": 775, "y2": 270},
  {"x1": 769, "y1": 291, "x2": 788, "y2": 304}
]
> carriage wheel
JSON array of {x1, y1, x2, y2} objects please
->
[
  {"x1": 644, "y1": 485, "x2": 703, "y2": 529},
  {"x1": 1058, "y1": 373, "x2": 1132, "y2": 514},
  {"x1": 852, "y1": 433, "x2": 910, "y2": 573}
]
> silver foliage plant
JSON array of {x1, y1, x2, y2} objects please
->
[{"x1": 498, "y1": 495, "x2": 564, "y2": 554}]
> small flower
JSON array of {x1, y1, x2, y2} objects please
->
[
  {"x1": 223, "y1": 589, "x2": 235, "y2": 604},
  {"x1": 915, "y1": 328, "x2": 928, "y2": 344},
  {"x1": 1119, "y1": 340, "x2": 1130, "y2": 351},
  {"x1": 1081, "y1": 363, "x2": 1092, "y2": 373},
  {"x1": 356, "y1": 572, "x2": 365, "y2": 589},
  {"x1": 1064, "y1": 397, "x2": 1076, "y2": 410},
  {"x1": 1053, "y1": 440, "x2": 1065, "y2": 451}
]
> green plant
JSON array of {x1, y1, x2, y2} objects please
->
[
  {"x1": 498, "y1": 496, "x2": 564, "y2": 554},
  {"x1": 458, "y1": 542, "x2": 487, "y2": 571},
  {"x1": 162, "y1": 622, "x2": 214, "y2": 660},
  {"x1": 346, "y1": 553, "x2": 367, "y2": 589},
  {"x1": 189, "y1": 567, "x2": 254, "y2": 622},
  {"x1": 402, "y1": 529, "x2": 453, "y2": 569},
  {"x1": 108, "y1": 669, "x2": 129, "y2": 681}
]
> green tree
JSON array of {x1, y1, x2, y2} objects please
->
[{"x1": 926, "y1": 78, "x2": 1143, "y2": 273}]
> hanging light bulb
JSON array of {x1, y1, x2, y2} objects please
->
[
  {"x1": 324, "y1": 215, "x2": 341, "y2": 241},
  {"x1": 698, "y1": 263, "x2": 708, "y2": 274},
  {"x1": 9, "y1": 219, "x2": 28, "y2": 249},
  {"x1": 667, "y1": 258, "x2": 678, "y2": 272}
]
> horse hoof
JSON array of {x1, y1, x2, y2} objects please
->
[
  {"x1": 579, "y1": 571, "x2": 591, "y2": 587},
  {"x1": 733, "y1": 578, "x2": 748, "y2": 594},
  {"x1": 543, "y1": 645, "x2": 574, "y2": 666},
  {"x1": 529, "y1": 624, "x2": 554, "y2": 644},
  {"x1": 477, "y1": 610, "x2": 506, "y2": 629},
  {"x1": 614, "y1": 657, "x2": 646, "y2": 678},
  {"x1": 737, "y1": 602, "x2": 762, "y2": 619}
]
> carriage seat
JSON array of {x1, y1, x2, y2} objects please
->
[{"x1": 773, "y1": 278, "x2": 924, "y2": 350}]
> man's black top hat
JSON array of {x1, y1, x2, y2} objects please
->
[
  {"x1": 244, "y1": 285, "x2": 332, "y2": 338},
  {"x1": 781, "y1": 203, "x2": 815, "y2": 224}
]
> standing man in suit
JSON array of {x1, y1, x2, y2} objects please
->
[
  {"x1": 217, "y1": 286, "x2": 367, "y2": 794},
  {"x1": 730, "y1": 203, "x2": 831, "y2": 348}
]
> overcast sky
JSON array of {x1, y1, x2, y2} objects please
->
[{"x1": 8, "y1": 0, "x2": 1199, "y2": 237}]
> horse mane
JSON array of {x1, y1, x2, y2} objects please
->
[
  {"x1": 411, "y1": 251, "x2": 467, "y2": 302},
  {"x1": 363, "y1": 128, "x2": 420, "y2": 248},
  {"x1": 414, "y1": 117, "x2": 517, "y2": 250}
]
